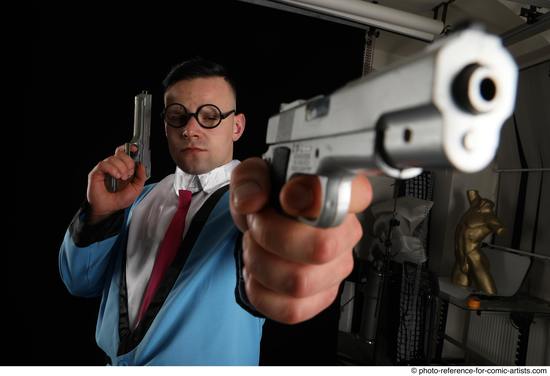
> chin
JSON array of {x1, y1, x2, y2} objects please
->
[{"x1": 177, "y1": 160, "x2": 212, "y2": 175}]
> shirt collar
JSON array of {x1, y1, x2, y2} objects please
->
[{"x1": 173, "y1": 160, "x2": 240, "y2": 195}]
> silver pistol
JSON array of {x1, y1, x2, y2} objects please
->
[
  {"x1": 106, "y1": 91, "x2": 152, "y2": 192},
  {"x1": 263, "y1": 27, "x2": 517, "y2": 228}
]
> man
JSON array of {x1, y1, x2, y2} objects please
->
[{"x1": 59, "y1": 57, "x2": 372, "y2": 365}]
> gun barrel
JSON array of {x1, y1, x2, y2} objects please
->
[
  {"x1": 131, "y1": 91, "x2": 152, "y2": 180},
  {"x1": 265, "y1": 28, "x2": 517, "y2": 179}
]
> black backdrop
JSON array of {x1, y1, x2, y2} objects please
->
[{"x1": 20, "y1": 0, "x2": 365, "y2": 365}]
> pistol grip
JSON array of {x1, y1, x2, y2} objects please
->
[
  {"x1": 106, "y1": 176, "x2": 118, "y2": 193},
  {"x1": 268, "y1": 146, "x2": 291, "y2": 213}
]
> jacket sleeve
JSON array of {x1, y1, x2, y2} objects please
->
[{"x1": 58, "y1": 201, "x2": 126, "y2": 297}]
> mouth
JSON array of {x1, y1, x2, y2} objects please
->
[{"x1": 182, "y1": 146, "x2": 207, "y2": 153}]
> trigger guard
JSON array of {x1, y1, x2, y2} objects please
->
[
  {"x1": 125, "y1": 142, "x2": 139, "y2": 160},
  {"x1": 298, "y1": 177, "x2": 352, "y2": 228}
]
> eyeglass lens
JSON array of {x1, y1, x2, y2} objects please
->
[{"x1": 164, "y1": 104, "x2": 224, "y2": 128}]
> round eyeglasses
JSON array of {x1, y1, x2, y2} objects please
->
[{"x1": 162, "y1": 103, "x2": 236, "y2": 129}]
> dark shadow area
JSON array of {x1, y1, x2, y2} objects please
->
[{"x1": 23, "y1": 0, "x2": 365, "y2": 365}]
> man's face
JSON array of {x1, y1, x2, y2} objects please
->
[{"x1": 164, "y1": 77, "x2": 245, "y2": 175}]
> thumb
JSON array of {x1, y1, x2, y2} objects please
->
[{"x1": 115, "y1": 162, "x2": 145, "y2": 204}]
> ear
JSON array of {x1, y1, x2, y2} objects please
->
[{"x1": 232, "y1": 113, "x2": 246, "y2": 142}]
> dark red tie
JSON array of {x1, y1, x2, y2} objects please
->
[{"x1": 136, "y1": 189, "x2": 192, "y2": 325}]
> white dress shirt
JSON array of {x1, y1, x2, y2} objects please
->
[{"x1": 125, "y1": 160, "x2": 240, "y2": 328}]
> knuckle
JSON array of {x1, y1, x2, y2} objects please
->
[
  {"x1": 241, "y1": 232, "x2": 251, "y2": 254},
  {"x1": 311, "y1": 233, "x2": 337, "y2": 264},
  {"x1": 244, "y1": 253, "x2": 260, "y2": 280},
  {"x1": 286, "y1": 271, "x2": 309, "y2": 298},
  {"x1": 241, "y1": 248, "x2": 250, "y2": 270},
  {"x1": 244, "y1": 278, "x2": 260, "y2": 308},
  {"x1": 98, "y1": 160, "x2": 111, "y2": 171},
  {"x1": 102, "y1": 158, "x2": 118, "y2": 170},
  {"x1": 250, "y1": 216, "x2": 269, "y2": 249}
]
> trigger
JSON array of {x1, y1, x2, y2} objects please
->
[
  {"x1": 299, "y1": 177, "x2": 352, "y2": 228},
  {"x1": 125, "y1": 143, "x2": 138, "y2": 159}
]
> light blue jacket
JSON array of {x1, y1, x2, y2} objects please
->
[{"x1": 59, "y1": 185, "x2": 264, "y2": 365}]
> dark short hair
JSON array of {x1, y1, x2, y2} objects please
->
[{"x1": 162, "y1": 57, "x2": 237, "y2": 98}]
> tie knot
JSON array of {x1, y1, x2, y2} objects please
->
[{"x1": 178, "y1": 189, "x2": 192, "y2": 209}]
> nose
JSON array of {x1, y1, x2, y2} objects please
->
[{"x1": 181, "y1": 115, "x2": 202, "y2": 138}]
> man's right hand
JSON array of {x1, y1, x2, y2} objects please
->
[{"x1": 86, "y1": 145, "x2": 146, "y2": 224}]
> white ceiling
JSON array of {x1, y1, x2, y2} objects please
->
[
  {"x1": 242, "y1": 0, "x2": 549, "y2": 68},
  {"x1": 364, "y1": 0, "x2": 549, "y2": 69},
  {"x1": 373, "y1": 0, "x2": 548, "y2": 33}
]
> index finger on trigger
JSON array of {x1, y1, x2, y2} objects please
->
[
  {"x1": 280, "y1": 173, "x2": 372, "y2": 218},
  {"x1": 114, "y1": 144, "x2": 127, "y2": 155},
  {"x1": 114, "y1": 144, "x2": 139, "y2": 156}
]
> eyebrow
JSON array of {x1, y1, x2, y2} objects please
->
[{"x1": 165, "y1": 93, "x2": 177, "y2": 104}]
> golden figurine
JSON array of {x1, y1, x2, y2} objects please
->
[{"x1": 452, "y1": 190, "x2": 504, "y2": 295}]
